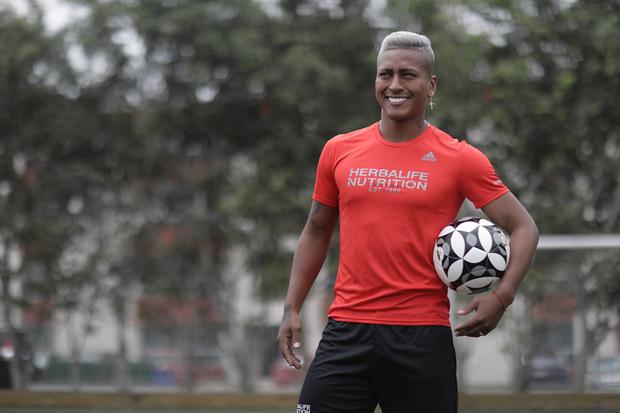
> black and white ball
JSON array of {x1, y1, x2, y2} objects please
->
[{"x1": 433, "y1": 216, "x2": 510, "y2": 295}]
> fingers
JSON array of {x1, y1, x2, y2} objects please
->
[
  {"x1": 291, "y1": 324, "x2": 302, "y2": 351},
  {"x1": 454, "y1": 322, "x2": 489, "y2": 337},
  {"x1": 454, "y1": 317, "x2": 491, "y2": 337},
  {"x1": 455, "y1": 295, "x2": 501, "y2": 337},
  {"x1": 277, "y1": 314, "x2": 303, "y2": 369},
  {"x1": 454, "y1": 318, "x2": 488, "y2": 337},
  {"x1": 277, "y1": 331, "x2": 302, "y2": 369},
  {"x1": 457, "y1": 298, "x2": 479, "y2": 316}
]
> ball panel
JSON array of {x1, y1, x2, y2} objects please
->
[
  {"x1": 447, "y1": 259, "x2": 464, "y2": 282},
  {"x1": 455, "y1": 284, "x2": 472, "y2": 294},
  {"x1": 479, "y1": 218, "x2": 494, "y2": 227},
  {"x1": 442, "y1": 242, "x2": 451, "y2": 257},
  {"x1": 468, "y1": 265, "x2": 487, "y2": 277},
  {"x1": 455, "y1": 221, "x2": 479, "y2": 232},
  {"x1": 465, "y1": 232, "x2": 479, "y2": 247},
  {"x1": 438, "y1": 225, "x2": 456, "y2": 237},
  {"x1": 463, "y1": 247, "x2": 487, "y2": 264},
  {"x1": 433, "y1": 246, "x2": 449, "y2": 287},
  {"x1": 464, "y1": 276, "x2": 497, "y2": 289},
  {"x1": 432, "y1": 216, "x2": 510, "y2": 295},
  {"x1": 488, "y1": 253, "x2": 507, "y2": 271},
  {"x1": 450, "y1": 231, "x2": 465, "y2": 258},
  {"x1": 477, "y1": 226, "x2": 493, "y2": 252}
]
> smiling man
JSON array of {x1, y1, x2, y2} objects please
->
[{"x1": 277, "y1": 31, "x2": 539, "y2": 413}]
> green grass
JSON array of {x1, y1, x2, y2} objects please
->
[
  {"x1": 2, "y1": 392, "x2": 619, "y2": 413},
  {"x1": 1, "y1": 409, "x2": 619, "y2": 413},
  {"x1": 0, "y1": 407, "x2": 291, "y2": 413},
  {"x1": 1, "y1": 409, "x2": 286, "y2": 413}
]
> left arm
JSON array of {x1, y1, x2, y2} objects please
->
[{"x1": 454, "y1": 192, "x2": 539, "y2": 337}]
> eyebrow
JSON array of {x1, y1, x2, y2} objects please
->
[{"x1": 377, "y1": 67, "x2": 420, "y2": 74}]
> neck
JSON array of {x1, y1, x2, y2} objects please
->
[{"x1": 379, "y1": 115, "x2": 429, "y2": 142}]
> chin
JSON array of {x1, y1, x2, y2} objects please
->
[
  {"x1": 383, "y1": 104, "x2": 426, "y2": 121},
  {"x1": 384, "y1": 111, "x2": 417, "y2": 122}
]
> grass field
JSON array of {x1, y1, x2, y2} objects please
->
[
  {"x1": 0, "y1": 409, "x2": 620, "y2": 413},
  {"x1": 1, "y1": 391, "x2": 619, "y2": 413},
  {"x1": 0, "y1": 407, "x2": 291, "y2": 413}
]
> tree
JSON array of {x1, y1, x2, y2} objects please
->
[
  {"x1": 5, "y1": 0, "x2": 617, "y2": 393},
  {"x1": 63, "y1": 0, "x2": 386, "y2": 391},
  {"x1": 0, "y1": 5, "x2": 85, "y2": 390},
  {"x1": 382, "y1": 0, "x2": 620, "y2": 392},
  {"x1": 460, "y1": 0, "x2": 620, "y2": 391},
  {"x1": 0, "y1": 1, "x2": 146, "y2": 390}
]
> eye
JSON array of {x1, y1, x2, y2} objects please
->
[{"x1": 378, "y1": 71, "x2": 391, "y2": 79}]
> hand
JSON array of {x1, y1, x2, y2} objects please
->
[
  {"x1": 276, "y1": 305, "x2": 303, "y2": 369},
  {"x1": 454, "y1": 292, "x2": 505, "y2": 338}
]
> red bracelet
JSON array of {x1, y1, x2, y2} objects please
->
[{"x1": 492, "y1": 290, "x2": 507, "y2": 311}]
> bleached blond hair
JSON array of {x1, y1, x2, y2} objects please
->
[{"x1": 377, "y1": 31, "x2": 435, "y2": 65}]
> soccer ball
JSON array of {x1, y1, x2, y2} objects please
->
[{"x1": 433, "y1": 216, "x2": 510, "y2": 295}]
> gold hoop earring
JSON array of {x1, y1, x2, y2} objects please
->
[{"x1": 429, "y1": 96, "x2": 434, "y2": 110}]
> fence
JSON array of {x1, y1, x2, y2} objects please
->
[{"x1": 1, "y1": 238, "x2": 619, "y2": 395}]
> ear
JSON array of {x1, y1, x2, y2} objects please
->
[{"x1": 429, "y1": 74, "x2": 438, "y2": 97}]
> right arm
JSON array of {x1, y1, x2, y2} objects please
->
[{"x1": 276, "y1": 200, "x2": 338, "y2": 369}]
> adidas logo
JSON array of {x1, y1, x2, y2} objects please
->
[{"x1": 421, "y1": 151, "x2": 437, "y2": 162}]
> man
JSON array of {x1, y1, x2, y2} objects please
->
[{"x1": 277, "y1": 31, "x2": 539, "y2": 413}]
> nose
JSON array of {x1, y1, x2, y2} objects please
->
[{"x1": 387, "y1": 75, "x2": 404, "y2": 92}]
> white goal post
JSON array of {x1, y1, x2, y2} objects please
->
[{"x1": 538, "y1": 234, "x2": 620, "y2": 250}]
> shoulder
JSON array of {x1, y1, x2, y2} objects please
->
[
  {"x1": 316, "y1": 123, "x2": 376, "y2": 167},
  {"x1": 325, "y1": 122, "x2": 377, "y2": 147},
  {"x1": 428, "y1": 125, "x2": 488, "y2": 160},
  {"x1": 428, "y1": 125, "x2": 459, "y2": 144}
]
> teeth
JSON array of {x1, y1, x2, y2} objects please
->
[{"x1": 388, "y1": 97, "x2": 408, "y2": 103}]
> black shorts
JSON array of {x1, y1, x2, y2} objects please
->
[{"x1": 297, "y1": 319, "x2": 457, "y2": 413}]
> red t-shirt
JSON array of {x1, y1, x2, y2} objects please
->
[{"x1": 313, "y1": 122, "x2": 509, "y2": 326}]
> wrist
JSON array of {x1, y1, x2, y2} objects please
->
[
  {"x1": 284, "y1": 303, "x2": 301, "y2": 314},
  {"x1": 491, "y1": 290, "x2": 508, "y2": 311},
  {"x1": 493, "y1": 287, "x2": 515, "y2": 309}
]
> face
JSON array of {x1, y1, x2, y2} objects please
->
[{"x1": 375, "y1": 48, "x2": 437, "y2": 122}]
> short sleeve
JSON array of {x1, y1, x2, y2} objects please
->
[
  {"x1": 458, "y1": 142, "x2": 509, "y2": 209},
  {"x1": 312, "y1": 139, "x2": 339, "y2": 207}
]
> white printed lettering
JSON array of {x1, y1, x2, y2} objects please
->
[
  {"x1": 346, "y1": 167, "x2": 429, "y2": 192},
  {"x1": 297, "y1": 404, "x2": 311, "y2": 413}
]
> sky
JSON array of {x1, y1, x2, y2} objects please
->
[
  {"x1": 7, "y1": 0, "x2": 391, "y2": 32},
  {"x1": 7, "y1": 0, "x2": 88, "y2": 33}
]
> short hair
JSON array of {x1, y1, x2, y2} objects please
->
[{"x1": 377, "y1": 31, "x2": 435, "y2": 65}]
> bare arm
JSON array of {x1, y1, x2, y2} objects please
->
[
  {"x1": 454, "y1": 192, "x2": 539, "y2": 337},
  {"x1": 277, "y1": 200, "x2": 338, "y2": 368}
]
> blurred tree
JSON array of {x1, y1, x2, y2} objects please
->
[
  {"x1": 0, "y1": 1, "x2": 145, "y2": 390},
  {"x1": 0, "y1": 4, "x2": 85, "y2": 390},
  {"x1": 460, "y1": 0, "x2": 620, "y2": 391},
  {"x1": 231, "y1": 0, "x2": 378, "y2": 298},
  {"x1": 383, "y1": 0, "x2": 620, "y2": 393},
  {"x1": 115, "y1": 0, "x2": 278, "y2": 392},
  {"x1": 65, "y1": 0, "x2": 382, "y2": 392},
  {"x1": 3, "y1": 0, "x2": 618, "y2": 394}
]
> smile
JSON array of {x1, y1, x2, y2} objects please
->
[{"x1": 386, "y1": 96, "x2": 410, "y2": 104}]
